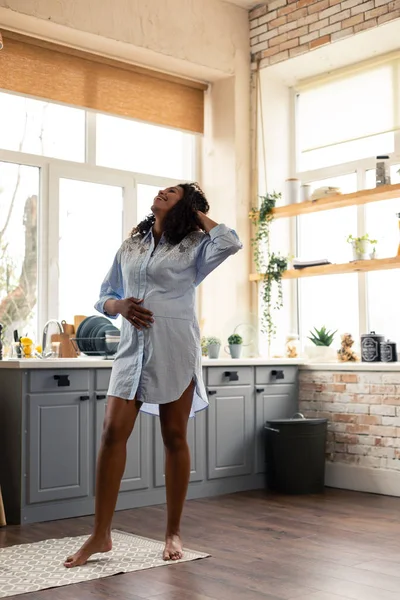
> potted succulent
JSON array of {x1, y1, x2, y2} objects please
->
[
  {"x1": 347, "y1": 234, "x2": 377, "y2": 261},
  {"x1": 206, "y1": 336, "x2": 221, "y2": 359},
  {"x1": 306, "y1": 326, "x2": 337, "y2": 362},
  {"x1": 227, "y1": 333, "x2": 243, "y2": 359}
]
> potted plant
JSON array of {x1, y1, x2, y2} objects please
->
[
  {"x1": 201, "y1": 336, "x2": 208, "y2": 357},
  {"x1": 347, "y1": 234, "x2": 377, "y2": 261},
  {"x1": 250, "y1": 192, "x2": 289, "y2": 348},
  {"x1": 206, "y1": 336, "x2": 221, "y2": 359},
  {"x1": 306, "y1": 326, "x2": 338, "y2": 362},
  {"x1": 227, "y1": 333, "x2": 243, "y2": 359}
]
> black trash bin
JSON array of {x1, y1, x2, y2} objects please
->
[{"x1": 265, "y1": 413, "x2": 328, "y2": 494}]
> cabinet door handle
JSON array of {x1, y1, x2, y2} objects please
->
[
  {"x1": 256, "y1": 388, "x2": 265, "y2": 393},
  {"x1": 208, "y1": 390, "x2": 217, "y2": 395},
  {"x1": 224, "y1": 371, "x2": 239, "y2": 381},
  {"x1": 96, "y1": 394, "x2": 106, "y2": 400},
  {"x1": 271, "y1": 370, "x2": 284, "y2": 380},
  {"x1": 53, "y1": 374, "x2": 70, "y2": 387},
  {"x1": 79, "y1": 395, "x2": 90, "y2": 401}
]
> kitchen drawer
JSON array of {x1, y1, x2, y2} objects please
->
[
  {"x1": 29, "y1": 369, "x2": 90, "y2": 393},
  {"x1": 207, "y1": 366, "x2": 253, "y2": 386},
  {"x1": 255, "y1": 366, "x2": 297, "y2": 385},
  {"x1": 95, "y1": 369, "x2": 112, "y2": 391}
]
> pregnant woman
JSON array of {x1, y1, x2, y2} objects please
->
[{"x1": 65, "y1": 182, "x2": 242, "y2": 567}]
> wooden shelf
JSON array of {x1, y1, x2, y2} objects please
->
[
  {"x1": 259, "y1": 184, "x2": 400, "y2": 220},
  {"x1": 250, "y1": 256, "x2": 400, "y2": 281}
]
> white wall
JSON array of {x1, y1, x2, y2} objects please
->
[
  {"x1": 0, "y1": 0, "x2": 251, "y2": 344},
  {"x1": 256, "y1": 72, "x2": 296, "y2": 355}
]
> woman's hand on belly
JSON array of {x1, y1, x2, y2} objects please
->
[{"x1": 116, "y1": 297, "x2": 154, "y2": 330}]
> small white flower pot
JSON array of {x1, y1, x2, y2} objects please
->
[{"x1": 305, "y1": 345, "x2": 337, "y2": 363}]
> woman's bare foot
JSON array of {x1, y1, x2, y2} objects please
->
[
  {"x1": 163, "y1": 533, "x2": 183, "y2": 561},
  {"x1": 64, "y1": 534, "x2": 112, "y2": 568}
]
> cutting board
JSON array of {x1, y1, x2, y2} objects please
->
[{"x1": 51, "y1": 333, "x2": 78, "y2": 358}]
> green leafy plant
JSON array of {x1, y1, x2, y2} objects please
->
[
  {"x1": 308, "y1": 326, "x2": 337, "y2": 347},
  {"x1": 206, "y1": 336, "x2": 221, "y2": 345},
  {"x1": 201, "y1": 336, "x2": 208, "y2": 357},
  {"x1": 250, "y1": 192, "x2": 289, "y2": 345},
  {"x1": 250, "y1": 192, "x2": 280, "y2": 271},
  {"x1": 228, "y1": 333, "x2": 243, "y2": 345},
  {"x1": 347, "y1": 233, "x2": 377, "y2": 255},
  {"x1": 261, "y1": 253, "x2": 288, "y2": 341}
]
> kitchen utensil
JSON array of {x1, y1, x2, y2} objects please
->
[
  {"x1": 380, "y1": 340, "x2": 397, "y2": 362},
  {"x1": 285, "y1": 178, "x2": 300, "y2": 205},
  {"x1": 75, "y1": 315, "x2": 115, "y2": 355},
  {"x1": 51, "y1": 333, "x2": 77, "y2": 358},
  {"x1": 51, "y1": 341, "x2": 61, "y2": 358},
  {"x1": 61, "y1": 320, "x2": 74, "y2": 335},
  {"x1": 361, "y1": 331, "x2": 384, "y2": 362},
  {"x1": 74, "y1": 315, "x2": 87, "y2": 334},
  {"x1": 105, "y1": 329, "x2": 120, "y2": 355},
  {"x1": 13, "y1": 329, "x2": 22, "y2": 357},
  {"x1": 300, "y1": 184, "x2": 312, "y2": 202}
]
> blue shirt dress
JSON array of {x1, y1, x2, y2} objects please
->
[{"x1": 94, "y1": 223, "x2": 242, "y2": 417}]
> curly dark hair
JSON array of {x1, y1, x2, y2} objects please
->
[{"x1": 131, "y1": 182, "x2": 210, "y2": 245}]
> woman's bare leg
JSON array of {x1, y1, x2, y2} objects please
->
[
  {"x1": 159, "y1": 381, "x2": 194, "y2": 561},
  {"x1": 64, "y1": 396, "x2": 141, "y2": 567}
]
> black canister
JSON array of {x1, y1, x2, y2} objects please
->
[
  {"x1": 380, "y1": 340, "x2": 398, "y2": 363},
  {"x1": 361, "y1": 331, "x2": 385, "y2": 362}
]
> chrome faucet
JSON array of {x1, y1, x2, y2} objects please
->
[{"x1": 42, "y1": 320, "x2": 63, "y2": 358}]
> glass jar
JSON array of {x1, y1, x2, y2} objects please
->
[
  {"x1": 376, "y1": 155, "x2": 390, "y2": 187},
  {"x1": 285, "y1": 334, "x2": 300, "y2": 359}
]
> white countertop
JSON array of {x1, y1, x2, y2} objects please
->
[
  {"x1": 300, "y1": 361, "x2": 400, "y2": 371},
  {"x1": 0, "y1": 357, "x2": 304, "y2": 369},
  {"x1": 1, "y1": 357, "x2": 399, "y2": 370}
]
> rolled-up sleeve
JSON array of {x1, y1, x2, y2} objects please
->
[
  {"x1": 195, "y1": 224, "x2": 242, "y2": 286},
  {"x1": 94, "y1": 248, "x2": 124, "y2": 319}
]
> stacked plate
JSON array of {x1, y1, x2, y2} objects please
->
[{"x1": 76, "y1": 316, "x2": 120, "y2": 356}]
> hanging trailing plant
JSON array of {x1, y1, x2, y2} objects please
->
[
  {"x1": 261, "y1": 253, "x2": 288, "y2": 341},
  {"x1": 249, "y1": 192, "x2": 280, "y2": 271},
  {"x1": 250, "y1": 192, "x2": 288, "y2": 344}
]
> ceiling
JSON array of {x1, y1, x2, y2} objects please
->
[{"x1": 225, "y1": 0, "x2": 261, "y2": 8}]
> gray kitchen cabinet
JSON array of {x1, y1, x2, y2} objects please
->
[
  {"x1": 207, "y1": 385, "x2": 254, "y2": 479},
  {"x1": 0, "y1": 362, "x2": 298, "y2": 524},
  {"x1": 95, "y1": 393, "x2": 151, "y2": 492},
  {"x1": 154, "y1": 410, "x2": 206, "y2": 487},
  {"x1": 27, "y1": 392, "x2": 90, "y2": 504}
]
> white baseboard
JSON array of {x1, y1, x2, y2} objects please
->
[{"x1": 325, "y1": 462, "x2": 400, "y2": 497}]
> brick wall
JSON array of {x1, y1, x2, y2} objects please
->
[
  {"x1": 299, "y1": 370, "x2": 400, "y2": 471},
  {"x1": 250, "y1": 0, "x2": 400, "y2": 66}
]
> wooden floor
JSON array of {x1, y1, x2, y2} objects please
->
[{"x1": 2, "y1": 489, "x2": 400, "y2": 599}]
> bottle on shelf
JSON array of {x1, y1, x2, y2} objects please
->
[{"x1": 376, "y1": 156, "x2": 391, "y2": 187}]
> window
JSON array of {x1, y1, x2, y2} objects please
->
[
  {"x1": 297, "y1": 65, "x2": 396, "y2": 172},
  {"x1": 0, "y1": 161, "x2": 39, "y2": 347},
  {"x1": 291, "y1": 59, "x2": 400, "y2": 352},
  {"x1": 58, "y1": 178, "x2": 124, "y2": 324},
  {"x1": 137, "y1": 184, "x2": 160, "y2": 223},
  {"x1": 297, "y1": 174, "x2": 358, "y2": 347},
  {"x1": 96, "y1": 114, "x2": 196, "y2": 180},
  {"x1": 0, "y1": 91, "x2": 85, "y2": 162},
  {"x1": 365, "y1": 165, "x2": 400, "y2": 345},
  {"x1": 0, "y1": 90, "x2": 198, "y2": 348}
]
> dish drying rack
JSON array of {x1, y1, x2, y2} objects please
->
[{"x1": 70, "y1": 336, "x2": 120, "y2": 360}]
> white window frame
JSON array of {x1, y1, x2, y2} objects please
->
[
  {"x1": 0, "y1": 104, "x2": 198, "y2": 339},
  {"x1": 292, "y1": 76, "x2": 400, "y2": 340}
]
